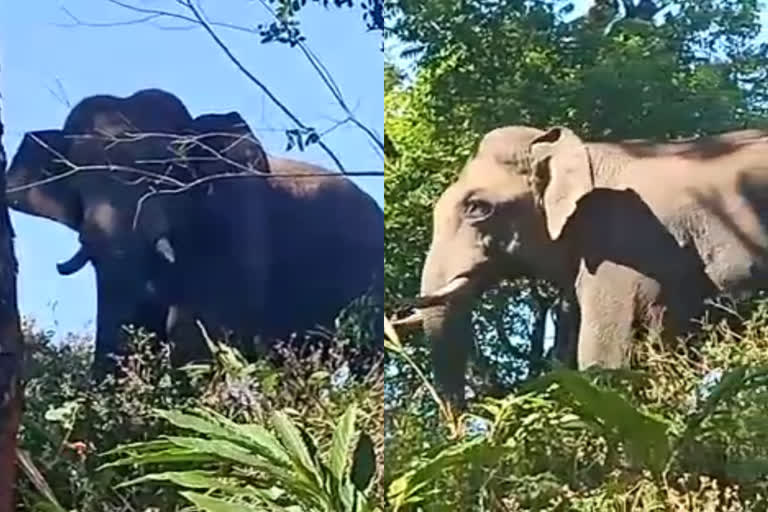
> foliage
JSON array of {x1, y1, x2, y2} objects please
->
[
  {"x1": 15, "y1": 299, "x2": 384, "y2": 511},
  {"x1": 382, "y1": 301, "x2": 768, "y2": 510},
  {"x1": 263, "y1": 0, "x2": 388, "y2": 33},
  {"x1": 104, "y1": 404, "x2": 378, "y2": 511}
]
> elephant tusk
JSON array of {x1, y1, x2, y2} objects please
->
[
  {"x1": 56, "y1": 245, "x2": 91, "y2": 275},
  {"x1": 415, "y1": 276, "x2": 472, "y2": 307},
  {"x1": 155, "y1": 237, "x2": 176, "y2": 264},
  {"x1": 391, "y1": 310, "x2": 425, "y2": 335},
  {"x1": 391, "y1": 310, "x2": 424, "y2": 327}
]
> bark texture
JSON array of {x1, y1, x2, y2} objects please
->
[{"x1": 0, "y1": 102, "x2": 23, "y2": 511}]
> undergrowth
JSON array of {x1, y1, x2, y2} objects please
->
[
  {"x1": 16, "y1": 296, "x2": 768, "y2": 510},
  {"x1": 384, "y1": 297, "x2": 768, "y2": 511}
]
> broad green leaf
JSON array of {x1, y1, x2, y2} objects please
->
[
  {"x1": 99, "y1": 448, "x2": 217, "y2": 470},
  {"x1": 236, "y1": 423, "x2": 293, "y2": 466},
  {"x1": 165, "y1": 436, "x2": 275, "y2": 468},
  {"x1": 546, "y1": 369, "x2": 671, "y2": 474},
  {"x1": 271, "y1": 411, "x2": 321, "y2": 486},
  {"x1": 44, "y1": 400, "x2": 81, "y2": 429},
  {"x1": 115, "y1": 470, "x2": 234, "y2": 491},
  {"x1": 155, "y1": 409, "x2": 270, "y2": 455},
  {"x1": 100, "y1": 439, "x2": 176, "y2": 457},
  {"x1": 388, "y1": 438, "x2": 505, "y2": 508},
  {"x1": 180, "y1": 491, "x2": 262, "y2": 512},
  {"x1": 350, "y1": 432, "x2": 376, "y2": 493},
  {"x1": 329, "y1": 404, "x2": 357, "y2": 480}
]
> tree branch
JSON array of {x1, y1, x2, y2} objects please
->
[
  {"x1": 255, "y1": 0, "x2": 384, "y2": 155},
  {"x1": 179, "y1": 0, "x2": 346, "y2": 171},
  {"x1": 63, "y1": 0, "x2": 385, "y2": 173}
]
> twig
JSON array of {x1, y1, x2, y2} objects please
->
[
  {"x1": 64, "y1": 1, "x2": 382, "y2": 171},
  {"x1": 256, "y1": 0, "x2": 384, "y2": 155},
  {"x1": 180, "y1": 0, "x2": 346, "y2": 172}
]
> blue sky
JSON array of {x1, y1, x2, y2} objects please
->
[{"x1": 0, "y1": 0, "x2": 383, "y2": 338}]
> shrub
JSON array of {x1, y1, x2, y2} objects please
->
[
  {"x1": 16, "y1": 298, "x2": 384, "y2": 511},
  {"x1": 383, "y1": 297, "x2": 768, "y2": 510}
]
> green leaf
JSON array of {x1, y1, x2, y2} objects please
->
[
  {"x1": 99, "y1": 448, "x2": 217, "y2": 470},
  {"x1": 44, "y1": 400, "x2": 81, "y2": 429},
  {"x1": 388, "y1": 438, "x2": 505, "y2": 508},
  {"x1": 350, "y1": 432, "x2": 376, "y2": 493},
  {"x1": 271, "y1": 411, "x2": 321, "y2": 485},
  {"x1": 236, "y1": 423, "x2": 293, "y2": 466},
  {"x1": 179, "y1": 491, "x2": 262, "y2": 512},
  {"x1": 116, "y1": 470, "x2": 228, "y2": 490},
  {"x1": 329, "y1": 404, "x2": 357, "y2": 480},
  {"x1": 545, "y1": 369, "x2": 671, "y2": 475}
]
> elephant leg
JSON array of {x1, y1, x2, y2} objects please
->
[{"x1": 575, "y1": 263, "x2": 645, "y2": 370}]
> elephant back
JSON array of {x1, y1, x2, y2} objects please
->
[{"x1": 263, "y1": 156, "x2": 383, "y2": 332}]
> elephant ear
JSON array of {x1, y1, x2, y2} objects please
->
[
  {"x1": 528, "y1": 127, "x2": 594, "y2": 240},
  {"x1": 29, "y1": 130, "x2": 71, "y2": 161}
]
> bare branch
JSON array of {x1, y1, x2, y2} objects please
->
[
  {"x1": 177, "y1": 0, "x2": 347, "y2": 172},
  {"x1": 131, "y1": 164, "x2": 382, "y2": 232},
  {"x1": 62, "y1": 0, "x2": 271, "y2": 34},
  {"x1": 44, "y1": 79, "x2": 72, "y2": 109},
  {"x1": 10, "y1": 130, "x2": 382, "y2": 197},
  {"x1": 59, "y1": 6, "x2": 164, "y2": 28},
  {"x1": 255, "y1": 0, "x2": 384, "y2": 154},
  {"x1": 64, "y1": 0, "x2": 384, "y2": 173}
]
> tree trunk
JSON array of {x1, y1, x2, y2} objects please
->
[
  {"x1": 553, "y1": 294, "x2": 579, "y2": 368},
  {"x1": 529, "y1": 300, "x2": 547, "y2": 376},
  {"x1": 0, "y1": 104, "x2": 24, "y2": 511}
]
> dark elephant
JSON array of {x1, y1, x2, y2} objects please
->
[
  {"x1": 400, "y1": 125, "x2": 768, "y2": 407},
  {"x1": 5, "y1": 89, "x2": 269, "y2": 375},
  {"x1": 181, "y1": 112, "x2": 270, "y2": 178},
  {"x1": 134, "y1": 155, "x2": 384, "y2": 362}
]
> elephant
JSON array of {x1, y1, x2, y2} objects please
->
[
  {"x1": 4, "y1": 89, "x2": 269, "y2": 375},
  {"x1": 178, "y1": 112, "x2": 270, "y2": 179},
  {"x1": 400, "y1": 125, "x2": 768, "y2": 407},
  {"x1": 133, "y1": 154, "x2": 385, "y2": 363}
]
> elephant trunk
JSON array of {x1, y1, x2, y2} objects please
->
[
  {"x1": 420, "y1": 250, "x2": 475, "y2": 409},
  {"x1": 421, "y1": 303, "x2": 473, "y2": 409},
  {"x1": 91, "y1": 262, "x2": 151, "y2": 379}
]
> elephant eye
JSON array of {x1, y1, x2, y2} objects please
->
[{"x1": 464, "y1": 198, "x2": 494, "y2": 221}]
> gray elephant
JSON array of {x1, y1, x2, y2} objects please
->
[
  {"x1": 5, "y1": 89, "x2": 269, "y2": 375},
  {"x1": 400, "y1": 125, "x2": 768, "y2": 407},
  {"x1": 134, "y1": 155, "x2": 385, "y2": 362}
]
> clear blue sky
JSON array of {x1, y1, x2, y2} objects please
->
[{"x1": 0, "y1": 0, "x2": 383, "y2": 338}]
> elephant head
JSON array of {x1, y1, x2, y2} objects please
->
[
  {"x1": 5, "y1": 89, "x2": 195, "y2": 374},
  {"x1": 412, "y1": 125, "x2": 594, "y2": 406}
]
